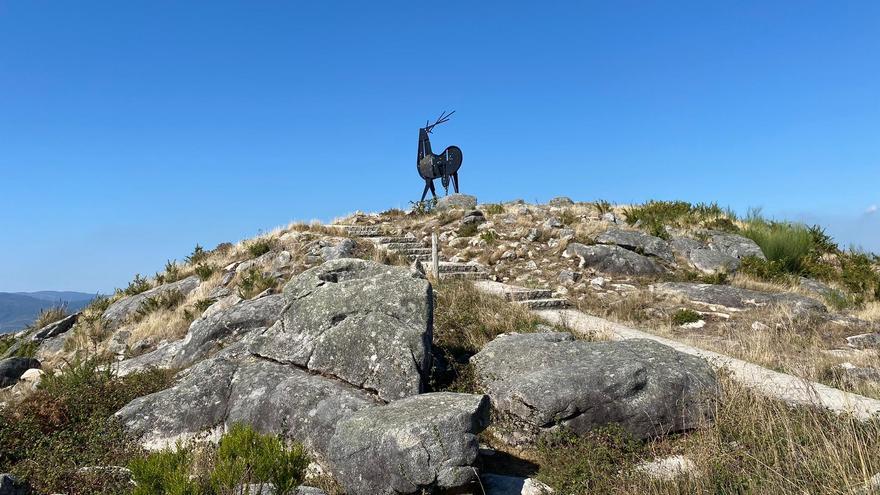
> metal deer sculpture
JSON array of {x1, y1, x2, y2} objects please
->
[{"x1": 417, "y1": 110, "x2": 463, "y2": 201}]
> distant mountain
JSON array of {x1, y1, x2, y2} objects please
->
[{"x1": 0, "y1": 291, "x2": 97, "y2": 334}]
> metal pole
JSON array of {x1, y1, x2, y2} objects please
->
[{"x1": 431, "y1": 231, "x2": 440, "y2": 279}]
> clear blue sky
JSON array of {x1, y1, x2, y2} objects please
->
[{"x1": 1, "y1": 1, "x2": 878, "y2": 293}]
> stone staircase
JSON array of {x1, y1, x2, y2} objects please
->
[
  {"x1": 336, "y1": 225, "x2": 492, "y2": 281},
  {"x1": 473, "y1": 280, "x2": 569, "y2": 309}
]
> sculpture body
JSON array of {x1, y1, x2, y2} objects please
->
[{"x1": 417, "y1": 111, "x2": 463, "y2": 201}]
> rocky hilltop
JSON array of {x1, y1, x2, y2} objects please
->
[{"x1": 1, "y1": 195, "x2": 880, "y2": 494}]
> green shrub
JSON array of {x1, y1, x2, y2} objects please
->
[
  {"x1": 238, "y1": 269, "x2": 277, "y2": 299},
  {"x1": 457, "y1": 223, "x2": 478, "y2": 238},
  {"x1": 134, "y1": 290, "x2": 185, "y2": 321},
  {"x1": 0, "y1": 359, "x2": 175, "y2": 494},
  {"x1": 739, "y1": 256, "x2": 792, "y2": 284},
  {"x1": 186, "y1": 244, "x2": 210, "y2": 265},
  {"x1": 194, "y1": 264, "x2": 218, "y2": 280},
  {"x1": 246, "y1": 239, "x2": 274, "y2": 258},
  {"x1": 479, "y1": 230, "x2": 499, "y2": 244},
  {"x1": 193, "y1": 299, "x2": 214, "y2": 314},
  {"x1": 121, "y1": 274, "x2": 152, "y2": 296},
  {"x1": 129, "y1": 424, "x2": 309, "y2": 495},
  {"x1": 594, "y1": 199, "x2": 613, "y2": 215},
  {"x1": 623, "y1": 200, "x2": 737, "y2": 236},
  {"x1": 482, "y1": 204, "x2": 504, "y2": 215},
  {"x1": 536, "y1": 425, "x2": 640, "y2": 494},
  {"x1": 129, "y1": 444, "x2": 203, "y2": 495},
  {"x1": 161, "y1": 260, "x2": 183, "y2": 284},
  {"x1": 839, "y1": 250, "x2": 880, "y2": 300},
  {"x1": 559, "y1": 209, "x2": 579, "y2": 226},
  {"x1": 672, "y1": 308, "x2": 702, "y2": 326},
  {"x1": 409, "y1": 198, "x2": 438, "y2": 216},
  {"x1": 741, "y1": 218, "x2": 813, "y2": 274}
]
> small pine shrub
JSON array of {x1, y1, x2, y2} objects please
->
[
  {"x1": 246, "y1": 239, "x2": 274, "y2": 258},
  {"x1": 194, "y1": 264, "x2": 217, "y2": 280},
  {"x1": 479, "y1": 230, "x2": 499, "y2": 244},
  {"x1": 594, "y1": 199, "x2": 613, "y2": 215},
  {"x1": 409, "y1": 198, "x2": 438, "y2": 216},
  {"x1": 185, "y1": 244, "x2": 209, "y2": 265},
  {"x1": 163, "y1": 260, "x2": 183, "y2": 283},
  {"x1": 672, "y1": 308, "x2": 702, "y2": 326},
  {"x1": 739, "y1": 256, "x2": 792, "y2": 284},
  {"x1": 238, "y1": 268, "x2": 277, "y2": 299},
  {"x1": 134, "y1": 290, "x2": 185, "y2": 322},
  {"x1": 193, "y1": 298, "x2": 214, "y2": 313},
  {"x1": 121, "y1": 274, "x2": 152, "y2": 296}
]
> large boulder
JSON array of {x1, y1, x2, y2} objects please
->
[
  {"x1": 0, "y1": 357, "x2": 41, "y2": 388},
  {"x1": 249, "y1": 259, "x2": 433, "y2": 402},
  {"x1": 565, "y1": 243, "x2": 665, "y2": 276},
  {"x1": 687, "y1": 249, "x2": 741, "y2": 275},
  {"x1": 327, "y1": 393, "x2": 490, "y2": 495},
  {"x1": 595, "y1": 228, "x2": 674, "y2": 262},
  {"x1": 547, "y1": 196, "x2": 574, "y2": 207},
  {"x1": 707, "y1": 232, "x2": 766, "y2": 260},
  {"x1": 654, "y1": 282, "x2": 826, "y2": 314},
  {"x1": 320, "y1": 238, "x2": 356, "y2": 261},
  {"x1": 103, "y1": 276, "x2": 201, "y2": 329},
  {"x1": 435, "y1": 194, "x2": 477, "y2": 211},
  {"x1": 471, "y1": 333, "x2": 717, "y2": 442},
  {"x1": 32, "y1": 312, "x2": 80, "y2": 340},
  {"x1": 115, "y1": 348, "x2": 379, "y2": 453}
]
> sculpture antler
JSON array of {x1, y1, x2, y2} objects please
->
[{"x1": 424, "y1": 110, "x2": 455, "y2": 134}]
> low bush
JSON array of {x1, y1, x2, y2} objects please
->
[
  {"x1": 537, "y1": 425, "x2": 640, "y2": 494},
  {"x1": 409, "y1": 198, "x2": 438, "y2": 216},
  {"x1": 246, "y1": 239, "x2": 274, "y2": 258},
  {"x1": 594, "y1": 199, "x2": 614, "y2": 215},
  {"x1": 457, "y1": 222, "x2": 478, "y2": 238},
  {"x1": 559, "y1": 209, "x2": 579, "y2": 226},
  {"x1": 186, "y1": 245, "x2": 210, "y2": 265},
  {"x1": 671, "y1": 308, "x2": 701, "y2": 326},
  {"x1": 121, "y1": 274, "x2": 152, "y2": 296},
  {"x1": 159, "y1": 260, "x2": 183, "y2": 284},
  {"x1": 482, "y1": 204, "x2": 504, "y2": 215},
  {"x1": 479, "y1": 230, "x2": 499, "y2": 244},
  {"x1": 741, "y1": 217, "x2": 813, "y2": 274},
  {"x1": 623, "y1": 200, "x2": 737, "y2": 237},
  {"x1": 134, "y1": 290, "x2": 185, "y2": 322},
  {"x1": 0, "y1": 359, "x2": 175, "y2": 494},
  {"x1": 129, "y1": 423, "x2": 309, "y2": 495},
  {"x1": 237, "y1": 269, "x2": 277, "y2": 299},
  {"x1": 739, "y1": 256, "x2": 792, "y2": 284},
  {"x1": 194, "y1": 263, "x2": 218, "y2": 280}
]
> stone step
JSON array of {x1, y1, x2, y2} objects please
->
[
  {"x1": 503, "y1": 288, "x2": 553, "y2": 302},
  {"x1": 385, "y1": 242, "x2": 427, "y2": 250},
  {"x1": 340, "y1": 225, "x2": 383, "y2": 237},
  {"x1": 513, "y1": 298, "x2": 569, "y2": 309},
  {"x1": 438, "y1": 262, "x2": 486, "y2": 273},
  {"x1": 394, "y1": 247, "x2": 432, "y2": 255},
  {"x1": 377, "y1": 237, "x2": 421, "y2": 245},
  {"x1": 440, "y1": 271, "x2": 490, "y2": 280},
  {"x1": 408, "y1": 254, "x2": 433, "y2": 262}
]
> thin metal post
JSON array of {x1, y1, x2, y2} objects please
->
[{"x1": 431, "y1": 232, "x2": 440, "y2": 279}]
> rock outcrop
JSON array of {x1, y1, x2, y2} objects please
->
[
  {"x1": 327, "y1": 393, "x2": 490, "y2": 494},
  {"x1": 471, "y1": 332, "x2": 717, "y2": 441},
  {"x1": 595, "y1": 228, "x2": 675, "y2": 262},
  {"x1": 565, "y1": 243, "x2": 665, "y2": 276},
  {"x1": 103, "y1": 276, "x2": 201, "y2": 329},
  {"x1": 435, "y1": 194, "x2": 477, "y2": 211},
  {"x1": 249, "y1": 259, "x2": 433, "y2": 402},
  {"x1": 654, "y1": 282, "x2": 826, "y2": 314},
  {"x1": 0, "y1": 357, "x2": 41, "y2": 388},
  {"x1": 706, "y1": 232, "x2": 766, "y2": 260}
]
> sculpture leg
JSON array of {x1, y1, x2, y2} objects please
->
[
  {"x1": 420, "y1": 181, "x2": 431, "y2": 202},
  {"x1": 452, "y1": 172, "x2": 460, "y2": 193},
  {"x1": 429, "y1": 180, "x2": 437, "y2": 199}
]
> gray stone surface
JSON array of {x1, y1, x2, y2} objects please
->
[
  {"x1": 32, "y1": 312, "x2": 80, "y2": 340},
  {"x1": 595, "y1": 228, "x2": 674, "y2": 262},
  {"x1": 436, "y1": 194, "x2": 478, "y2": 211},
  {"x1": 115, "y1": 349, "x2": 379, "y2": 452},
  {"x1": 461, "y1": 210, "x2": 486, "y2": 226},
  {"x1": 669, "y1": 236, "x2": 704, "y2": 258},
  {"x1": 707, "y1": 232, "x2": 766, "y2": 260},
  {"x1": 687, "y1": 249, "x2": 741, "y2": 275},
  {"x1": 103, "y1": 276, "x2": 201, "y2": 329},
  {"x1": 557, "y1": 269, "x2": 582, "y2": 284},
  {"x1": 0, "y1": 357, "x2": 41, "y2": 388},
  {"x1": 565, "y1": 243, "x2": 665, "y2": 276},
  {"x1": 327, "y1": 392, "x2": 490, "y2": 495},
  {"x1": 321, "y1": 238, "x2": 356, "y2": 261},
  {"x1": 471, "y1": 332, "x2": 717, "y2": 441},
  {"x1": 548, "y1": 196, "x2": 574, "y2": 207},
  {"x1": 846, "y1": 333, "x2": 880, "y2": 350},
  {"x1": 480, "y1": 474, "x2": 553, "y2": 495},
  {"x1": 249, "y1": 259, "x2": 433, "y2": 402},
  {"x1": 654, "y1": 282, "x2": 826, "y2": 314}
]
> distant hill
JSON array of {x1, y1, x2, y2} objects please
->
[{"x1": 0, "y1": 291, "x2": 97, "y2": 333}]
